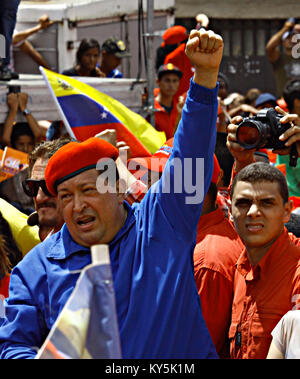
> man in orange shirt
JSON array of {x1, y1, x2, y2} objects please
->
[
  {"x1": 194, "y1": 165, "x2": 244, "y2": 358},
  {"x1": 225, "y1": 108, "x2": 300, "y2": 358},
  {"x1": 154, "y1": 64, "x2": 183, "y2": 139},
  {"x1": 228, "y1": 162, "x2": 300, "y2": 359}
]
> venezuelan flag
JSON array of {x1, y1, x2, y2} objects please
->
[{"x1": 40, "y1": 68, "x2": 166, "y2": 158}]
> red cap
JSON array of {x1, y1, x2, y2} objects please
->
[
  {"x1": 277, "y1": 97, "x2": 289, "y2": 113},
  {"x1": 161, "y1": 25, "x2": 188, "y2": 47},
  {"x1": 128, "y1": 138, "x2": 220, "y2": 184},
  {"x1": 45, "y1": 137, "x2": 119, "y2": 195}
]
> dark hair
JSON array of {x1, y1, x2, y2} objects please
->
[
  {"x1": 0, "y1": 211, "x2": 23, "y2": 277},
  {"x1": 230, "y1": 162, "x2": 289, "y2": 203},
  {"x1": 76, "y1": 38, "x2": 100, "y2": 65},
  {"x1": 29, "y1": 136, "x2": 74, "y2": 175},
  {"x1": 155, "y1": 44, "x2": 178, "y2": 71},
  {"x1": 217, "y1": 72, "x2": 229, "y2": 90},
  {"x1": 207, "y1": 182, "x2": 218, "y2": 205},
  {"x1": 215, "y1": 133, "x2": 234, "y2": 187},
  {"x1": 285, "y1": 213, "x2": 300, "y2": 237},
  {"x1": 11, "y1": 122, "x2": 34, "y2": 148},
  {"x1": 244, "y1": 88, "x2": 261, "y2": 105},
  {"x1": 283, "y1": 78, "x2": 300, "y2": 112}
]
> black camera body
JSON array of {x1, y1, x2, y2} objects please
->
[{"x1": 236, "y1": 108, "x2": 290, "y2": 150}]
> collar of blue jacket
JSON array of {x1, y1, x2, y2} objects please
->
[{"x1": 45, "y1": 200, "x2": 134, "y2": 260}]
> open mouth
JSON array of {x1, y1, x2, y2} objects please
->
[
  {"x1": 246, "y1": 224, "x2": 264, "y2": 232},
  {"x1": 76, "y1": 216, "x2": 96, "y2": 228}
]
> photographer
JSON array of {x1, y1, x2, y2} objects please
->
[
  {"x1": 266, "y1": 18, "x2": 300, "y2": 97},
  {"x1": 276, "y1": 79, "x2": 300, "y2": 197},
  {"x1": 2, "y1": 91, "x2": 43, "y2": 154},
  {"x1": 226, "y1": 106, "x2": 300, "y2": 173}
]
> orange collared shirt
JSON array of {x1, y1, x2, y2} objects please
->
[
  {"x1": 154, "y1": 99, "x2": 179, "y2": 139},
  {"x1": 194, "y1": 207, "x2": 244, "y2": 357},
  {"x1": 229, "y1": 229, "x2": 300, "y2": 359}
]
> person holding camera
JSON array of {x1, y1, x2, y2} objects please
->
[
  {"x1": 2, "y1": 91, "x2": 43, "y2": 154},
  {"x1": 225, "y1": 109, "x2": 300, "y2": 359},
  {"x1": 266, "y1": 17, "x2": 300, "y2": 97},
  {"x1": 274, "y1": 79, "x2": 300, "y2": 198}
]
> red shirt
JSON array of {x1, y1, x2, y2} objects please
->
[
  {"x1": 154, "y1": 99, "x2": 179, "y2": 139},
  {"x1": 164, "y1": 43, "x2": 194, "y2": 99},
  {"x1": 229, "y1": 229, "x2": 300, "y2": 359},
  {"x1": 0, "y1": 274, "x2": 10, "y2": 298},
  {"x1": 194, "y1": 207, "x2": 244, "y2": 357}
]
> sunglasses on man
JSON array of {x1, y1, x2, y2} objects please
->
[{"x1": 22, "y1": 179, "x2": 53, "y2": 198}]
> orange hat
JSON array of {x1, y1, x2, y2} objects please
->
[
  {"x1": 128, "y1": 138, "x2": 220, "y2": 184},
  {"x1": 161, "y1": 25, "x2": 188, "y2": 47},
  {"x1": 277, "y1": 97, "x2": 289, "y2": 113},
  {"x1": 45, "y1": 137, "x2": 119, "y2": 195}
]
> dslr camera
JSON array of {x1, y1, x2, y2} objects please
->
[{"x1": 236, "y1": 108, "x2": 298, "y2": 167}]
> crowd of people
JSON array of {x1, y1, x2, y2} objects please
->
[{"x1": 0, "y1": 5, "x2": 299, "y2": 359}]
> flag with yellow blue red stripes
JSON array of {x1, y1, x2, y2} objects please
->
[{"x1": 40, "y1": 67, "x2": 166, "y2": 158}]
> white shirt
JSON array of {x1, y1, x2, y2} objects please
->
[{"x1": 271, "y1": 310, "x2": 300, "y2": 359}]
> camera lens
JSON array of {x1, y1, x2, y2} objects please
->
[{"x1": 236, "y1": 122, "x2": 260, "y2": 148}]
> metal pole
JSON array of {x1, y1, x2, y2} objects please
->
[{"x1": 146, "y1": 0, "x2": 155, "y2": 126}]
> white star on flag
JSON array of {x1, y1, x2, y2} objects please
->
[{"x1": 100, "y1": 112, "x2": 108, "y2": 119}]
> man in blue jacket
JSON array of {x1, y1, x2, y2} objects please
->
[{"x1": 0, "y1": 28, "x2": 223, "y2": 359}]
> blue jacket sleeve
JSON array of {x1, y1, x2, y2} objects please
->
[
  {"x1": 0, "y1": 252, "x2": 49, "y2": 359},
  {"x1": 146, "y1": 78, "x2": 218, "y2": 242}
]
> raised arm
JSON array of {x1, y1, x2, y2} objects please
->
[
  {"x1": 266, "y1": 19, "x2": 295, "y2": 63},
  {"x1": 147, "y1": 29, "x2": 223, "y2": 240},
  {"x1": 2, "y1": 93, "x2": 19, "y2": 147},
  {"x1": 18, "y1": 93, "x2": 43, "y2": 143},
  {"x1": 12, "y1": 14, "x2": 54, "y2": 46},
  {"x1": 186, "y1": 29, "x2": 223, "y2": 88}
]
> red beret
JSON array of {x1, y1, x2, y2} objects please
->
[
  {"x1": 161, "y1": 25, "x2": 188, "y2": 47},
  {"x1": 45, "y1": 137, "x2": 119, "y2": 195}
]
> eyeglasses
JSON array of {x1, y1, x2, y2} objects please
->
[{"x1": 22, "y1": 179, "x2": 53, "y2": 198}]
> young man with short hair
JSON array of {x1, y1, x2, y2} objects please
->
[
  {"x1": 154, "y1": 63, "x2": 183, "y2": 139},
  {"x1": 99, "y1": 37, "x2": 130, "y2": 78},
  {"x1": 225, "y1": 108, "x2": 300, "y2": 358},
  {"x1": 229, "y1": 162, "x2": 300, "y2": 359}
]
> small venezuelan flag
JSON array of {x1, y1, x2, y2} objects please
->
[{"x1": 40, "y1": 67, "x2": 166, "y2": 158}]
